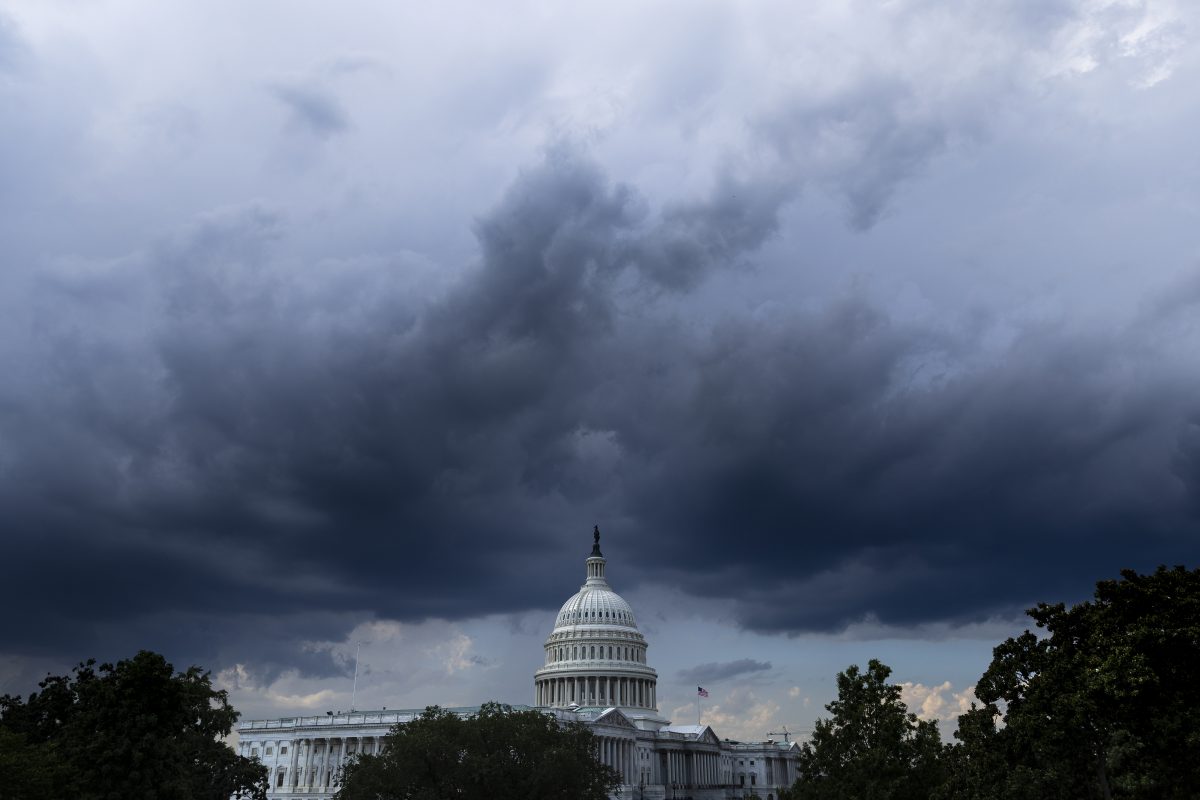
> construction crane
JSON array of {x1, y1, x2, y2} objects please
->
[{"x1": 767, "y1": 725, "x2": 792, "y2": 742}]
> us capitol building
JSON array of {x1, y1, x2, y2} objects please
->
[{"x1": 237, "y1": 529, "x2": 799, "y2": 798}]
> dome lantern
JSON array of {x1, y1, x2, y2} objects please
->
[{"x1": 586, "y1": 525, "x2": 606, "y2": 583}]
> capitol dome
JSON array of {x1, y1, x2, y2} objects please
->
[
  {"x1": 553, "y1": 583, "x2": 637, "y2": 629},
  {"x1": 534, "y1": 527, "x2": 660, "y2": 717}
]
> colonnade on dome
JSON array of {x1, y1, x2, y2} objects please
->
[{"x1": 535, "y1": 673, "x2": 656, "y2": 709}]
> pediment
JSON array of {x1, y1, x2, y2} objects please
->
[{"x1": 592, "y1": 708, "x2": 638, "y2": 730}]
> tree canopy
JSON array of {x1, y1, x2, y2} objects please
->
[
  {"x1": 791, "y1": 659, "x2": 943, "y2": 800},
  {"x1": 939, "y1": 565, "x2": 1200, "y2": 800},
  {"x1": 335, "y1": 702, "x2": 619, "y2": 800},
  {"x1": 0, "y1": 650, "x2": 267, "y2": 800}
]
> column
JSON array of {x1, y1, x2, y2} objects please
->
[
  {"x1": 289, "y1": 736, "x2": 300, "y2": 789},
  {"x1": 302, "y1": 738, "x2": 314, "y2": 789}
]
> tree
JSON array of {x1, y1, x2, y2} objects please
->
[
  {"x1": 940, "y1": 565, "x2": 1200, "y2": 800},
  {"x1": 0, "y1": 650, "x2": 267, "y2": 800},
  {"x1": 791, "y1": 659, "x2": 943, "y2": 800},
  {"x1": 336, "y1": 702, "x2": 619, "y2": 800}
]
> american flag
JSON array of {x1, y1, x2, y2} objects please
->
[{"x1": 697, "y1": 686, "x2": 709, "y2": 698}]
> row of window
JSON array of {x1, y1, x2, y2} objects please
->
[
  {"x1": 248, "y1": 740, "x2": 371, "y2": 760},
  {"x1": 548, "y1": 644, "x2": 645, "y2": 663},
  {"x1": 249, "y1": 745, "x2": 287, "y2": 757},
  {"x1": 559, "y1": 608, "x2": 634, "y2": 624}
]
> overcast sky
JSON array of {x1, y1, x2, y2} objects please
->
[{"x1": 2, "y1": 0, "x2": 1199, "y2": 741}]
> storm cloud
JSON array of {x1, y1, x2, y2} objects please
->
[
  {"x1": 0, "y1": 0, "x2": 1198, "y2": 695},
  {"x1": 679, "y1": 660, "x2": 773, "y2": 684}
]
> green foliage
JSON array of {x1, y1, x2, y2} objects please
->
[
  {"x1": 335, "y1": 702, "x2": 619, "y2": 800},
  {"x1": 940, "y1": 565, "x2": 1200, "y2": 800},
  {"x1": 792, "y1": 659, "x2": 943, "y2": 800},
  {"x1": 0, "y1": 727, "x2": 71, "y2": 799},
  {"x1": 0, "y1": 650, "x2": 267, "y2": 800}
]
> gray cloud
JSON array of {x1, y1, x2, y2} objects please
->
[
  {"x1": 2, "y1": 145, "x2": 1197, "y2": 683},
  {"x1": 270, "y1": 82, "x2": 349, "y2": 138},
  {"x1": 0, "y1": 1, "x2": 1197, "y2": 694},
  {"x1": 0, "y1": 13, "x2": 23, "y2": 75},
  {"x1": 678, "y1": 659, "x2": 773, "y2": 684}
]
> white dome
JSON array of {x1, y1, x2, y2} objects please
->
[
  {"x1": 534, "y1": 527, "x2": 660, "y2": 716},
  {"x1": 554, "y1": 588, "x2": 638, "y2": 630}
]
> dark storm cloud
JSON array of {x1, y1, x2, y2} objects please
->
[
  {"x1": 678, "y1": 660, "x2": 772, "y2": 684},
  {"x1": 270, "y1": 82, "x2": 349, "y2": 138},
  {"x1": 1, "y1": 141, "x2": 1198, "y2": 679}
]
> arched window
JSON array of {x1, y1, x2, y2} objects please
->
[
  {"x1": 573, "y1": 647, "x2": 578, "y2": 659},
  {"x1": 590, "y1": 645, "x2": 596, "y2": 658}
]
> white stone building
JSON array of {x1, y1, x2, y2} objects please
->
[{"x1": 238, "y1": 529, "x2": 799, "y2": 799}]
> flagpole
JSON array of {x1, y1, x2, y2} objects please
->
[{"x1": 351, "y1": 642, "x2": 362, "y2": 712}]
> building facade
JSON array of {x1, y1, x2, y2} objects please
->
[{"x1": 238, "y1": 529, "x2": 799, "y2": 799}]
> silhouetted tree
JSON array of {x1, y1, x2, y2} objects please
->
[
  {"x1": 792, "y1": 659, "x2": 943, "y2": 800},
  {"x1": 336, "y1": 702, "x2": 619, "y2": 800},
  {"x1": 939, "y1": 565, "x2": 1200, "y2": 800},
  {"x1": 0, "y1": 650, "x2": 267, "y2": 799}
]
